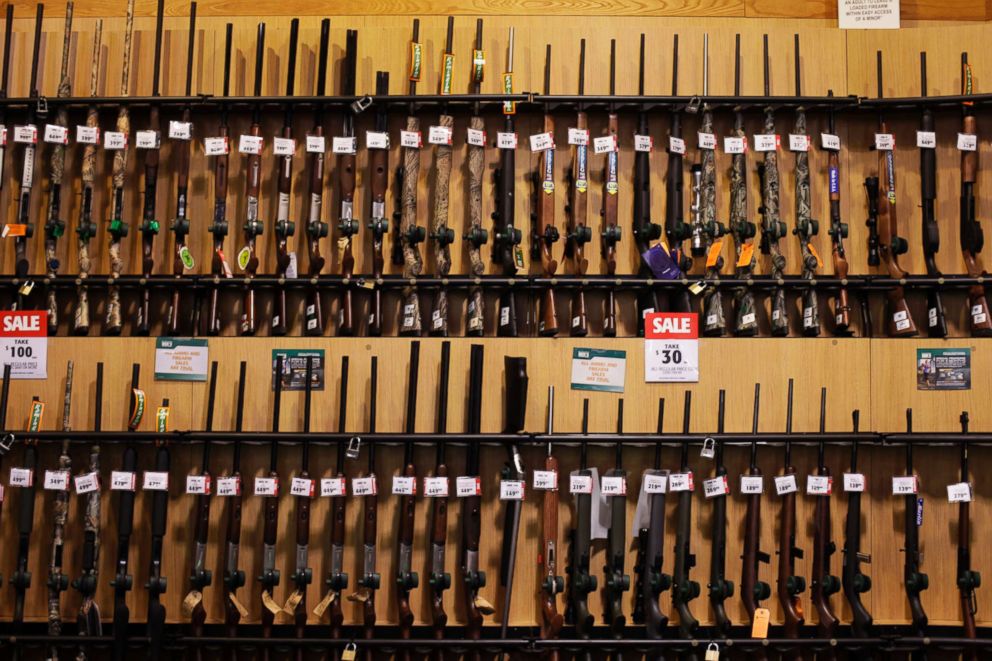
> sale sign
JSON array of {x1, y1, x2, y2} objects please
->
[
  {"x1": 0, "y1": 311, "x2": 47, "y2": 379},
  {"x1": 644, "y1": 312, "x2": 698, "y2": 382}
]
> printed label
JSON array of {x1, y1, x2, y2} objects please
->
[
  {"x1": 568, "y1": 127, "x2": 589, "y2": 145},
  {"x1": 697, "y1": 132, "x2": 716, "y2": 150},
  {"x1": 44, "y1": 470, "x2": 70, "y2": 491},
  {"x1": 44, "y1": 124, "x2": 69, "y2": 144},
  {"x1": 634, "y1": 134, "x2": 653, "y2": 152},
  {"x1": 600, "y1": 475, "x2": 627, "y2": 496},
  {"x1": 740, "y1": 475, "x2": 764, "y2": 494},
  {"x1": 273, "y1": 137, "x2": 296, "y2": 156},
  {"x1": 466, "y1": 128, "x2": 486, "y2": 147},
  {"x1": 13, "y1": 125, "x2": 37, "y2": 143},
  {"x1": 957, "y1": 133, "x2": 978, "y2": 151},
  {"x1": 456, "y1": 476, "x2": 481, "y2": 497},
  {"x1": 321, "y1": 477, "x2": 347, "y2": 497},
  {"x1": 135, "y1": 130, "x2": 160, "y2": 149},
  {"x1": 238, "y1": 134, "x2": 263, "y2": 154},
  {"x1": 947, "y1": 482, "x2": 972, "y2": 503},
  {"x1": 254, "y1": 476, "x2": 279, "y2": 497},
  {"x1": 788, "y1": 134, "x2": 810, "y2": 152},
  {"x1": 532, "y1": 469, "x2": 558, "y2": 490},
  {"x1": 529, "y1": 131, "x2": 554, "y2": 152},
  {"x1": 142, "y1": 471, "x2": 169, "y2": 491},
  {"x1": 668, "y1": 136, "x2": 686, "y2": 155},
  {"x1": 774, "y1": 474, "x2": 798, "y2": 495},
  {"x1": 892, "y1": 475, "x2": 918, "y2": 495},
  {"x1": 703, "y1": 475, "x2": 729, "y2": 498},
  {"x1": 820, "y1": 133, "x2": 841, "y2": 150},
  {"x1": 400, "y1": 130, "x2": 422, "y2": 148},
  {"x1": 168, "y1": 121, "x2": 192, "y2": 140},
  {"x1": 806, "y1": 475, "x2": 833, "y2": 496},
  {"x1": 916, "y1": 131, "x2": 936, "y2": 149},
  {"x1": 332, "y1": 136, "x2": 357, "y2": 154},
  {"x1": 497, "y1": 132, "x2": 518, "y2": 150},
  {"x1": 668, "y1": 472, "x2": 693, "y2": 492},
  {"x1": 73, "y1": 471, "x2": 100, "y2": 494},
  {"x1": 643, "y1": 473, "x2": 668, "y2": 493},
  {"x1": 424, "y1": 476, "x2": 449, "y2": 497},
  {"x1": 723, "y1": 136, "x2": 745, "y2": 154},
  {"x1": 392, "y1": 475, "x2": 417, "y2": 496},
  {"x1": 874, "y1": 133, "x2": 894, "y2": 151},
  {"x1": 290, "y1": 477, "x2": 315, "y2": 497},
  {"x1": 76, "y1": 125, "x2": 99, "y2": 144},
  {"x1": 843, "y1": 473, "x2": 865, "y2": 492},
  {"x1": 204, "y1": 136, "x2": 229, "y2": 155},
  {"x1": 365, "y1": 132, "x2": 387, "y2": 150},
  {"x1": 186, "y1": 474, "x2": 211, "y2": 495},
  {"x1": 569, "y1": 474, "x2": 593, "y2": 494},
  {"x1": 110, "y1": 471, "x2": 136, "y2": 491},
  {"x1": 499, "y1": 479, "x2": 525, "y2": 500},
  {"x1": 103, "y1": 131, "x2": 127, "y2": 150},
  {"x1": 753, "y1": 134, "x2": 778, "y2": 152}
]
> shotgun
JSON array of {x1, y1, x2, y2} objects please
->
[
  {"x1": 72, "y1": 362, "x2": 102, "y2": 659},
  {"x1": 825, "y1": 92, "x2": 852, "y2": 337},
  {"x1": 532, "y1": 44, "x2": 559, "y2": 337},
  {"x1": 919, "y1": 52, "x2": 946, "y2": 338},
  {"x1": 428, "y1": 342, "x2": 453, "y2": 656},
  {"x1": 902, "y1": 409, "x2": 928, "y2": 652},
  {"x1": 493, "y1": 29, "x2": 522, "y2": 337},
  {"x1": 810, "y1": 388, "x2": 839, "y2": 658},
  {"x1": 367, "y1": 71, "x2": 389, "y2": 337},
  {"x1": 323, "y1": 356, "x2": 350, "y2": 648},
  {"x1": 145, "y1": 400, "x2": 172, "y2": 661},
  {"x1": 564, "y1": 39, "x2": 591, "y2": 336},
  {"x1": 632, "y1": 34, "x2": 661, "y2": 330},
  {"x1": 45, "y1": 361, "x2": 73, "y2": 661},
  {"x1": 288, "y1": 358, "x2": 315, "y2": 658},
  {"x1": 708, "y1": 391, "x2": 733, "y2": 637},
  {"x1": 539, "y1": 387, "x2": 564, "y2": 659},
  {"x1": 791, "y1": 35, "x2": 821, "y2": 337},
  {"x1": 206, "y1": 24, "x2": 234, "y2": 335},
  {"x1": 776, "y1": 379, "x2": 805, "y2": 659},
  {"x1": 396, "y1": 342, "x2": 422, "y2": 659},
  {"x1": 672, "y1": 391, "x2": 699, "y2": 648},
  {"x1": 336, "y1": 30, "x2": 361, "y2": 336},
  {"x1": 957, "y1": 412, "x2": 980, "y2": 660},
  {"x1": 238, "y1": 23, "x2": 266, "y2": 336},
  {"x1": 398, "y1": 20, "x2": 426, "y2": 336},
  {"x1": 841, "y1": 410, "x2": 872, "y2": 643},
  {"x1": 665, "y1": 35, "x2": 692, "y2": 313},
  {"x1": 221, "y1": 362, "x2": 248, "y2": 656},
  {"x1": 600, "y1": 40, "x2": 621, "y2": 337},
  {"x1": 303, "y1": 19, "x2": 330, "y2": 337},
  {"x1": 740, "y1": 384, "x2": 770, "y2": 661},
  {"x1": 565, "y1": 400, "x2": 595, "y2": 651},
  {"x1": 729, "y1": 35, "x2": 758, "y2": 337},
  {"x1": 463, "y1": 20, "x2": 488, "y2": 336},
  {"x1": 259, "y1": 353, "x2": 285, "y2": 654}
]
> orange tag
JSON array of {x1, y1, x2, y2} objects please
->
[
  {"x1": 705, "y1": 240, "x2": 724, "y2": 268},
  {"x1": 736, "y1": 242, "x2": 754, "y2": 268},
  {"x1": 3, "y1": 224, "x2": 27, "y2": 238},
  {"x1": 807, "y1": 242, "x2": 823, "y2": 267},
  {"x1": 751, "y1": 607, "x2": 770, "y2": 638}
]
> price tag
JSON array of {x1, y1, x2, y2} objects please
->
[
  {"x1": 753, "y1": 134, "x2": 778, "y2": 152},
  {"x1": 0, "y1": 125, "x2": 7, "y2": 146},
  {"x1": 135, "y1": 130, "x2": 160, "y2": 149},
  {"x1": 345, "y1": 476, "x2": 371, "y2": 496},
  {"x1": 806, "y1": 475, "x2": 833, "y2": 496},
  {"x1": 110, "y1": 471, "x2": 136, "y2": 491},
  {"x1": 73, "y1": 471, "x2": 100, "y2": 494},
  {"x1": 703, "y1": 476, "x2": 729, "y2": 498},
  {"x1": 44, "y1": 470, "x2": 70, "y2": 491},
  {"x1": 364, "y1": 132, "x2": 387, "y2": 150},
  {"x1": 76, "y1": 125, "x2": 99, "y2": 144},
  {"x1": 788, "y1": 134, "x2": 809, "y2": 152},
  {"x1": 643, "y1": 473, "x2": 668, "y2": 493},
  {"x1": 916, "y1": 130, "x2": 936, "y2": 149},
  {"x1": 892, "y1": 475, "x2": 918, "y2": 495},
  {"x1": 723, "y1": 136, "x2": 746, "y2": 154},
  {"x1": 568, "y1": 127, "x2": 589, "y2": 145},
  {"x1": 499, "y1": 479, "x2": 525, "y2": 500},
  {"x1": 254, "y1": 476, "x2": 279, "y2": 497},
  {"x1": 44, "y1": 124, "x2": 69, "y2": 144},
  {"x1": 740, "y1": 475, "x2": 764, "y2": 494},
  {"x1": 456, "y1": 476, "x2": 481, "y2": 497},
  {"x1": 601, "y1": 475, "x2": 627, "y2": 496},
  {"x1": 168, "y1": 121, "x2": 192, "y2": 140},
  {"x1": 103, "y1": 131, "x2": 127, "y2": 150},
  {"x1": 466, "y1": 127, "x2": 486, "y2": 147},
  {"x1": 392, "y1": 475, "x2": 417, "y2": 496},
  {"x1": 204, "y1": 136, "x2": 229, "y2": 156},
  {"x1": 697, "y1": 132, "x2": 716, "y2": 150},
  {"x1": 843, "y1": 473, "x2": 865, "y2": 492},
  {"x1": 874, "y1": 133, "x2": 894, "y2": 151},
  {"x1": 238, "y1": 134, "x2": 263, "y2": 154},
  {"x1": 532, "y1": 470, "x2": 558, "y2": 491},
  {"x1": 957, "y1": 133, "x2": 978, "y2": 151},
  {"x1": 321, "y1": 477, "x2": 347, "y2": 497},
  {"x1": 427, "y1": 125, "x2": 453, "y2": 146},
  {"x1": 644, "y1": 312, "x2": 699, "y2": 383},
  {"x1": 668, "y1": 136, "x2": 686, "y2": 155},
  {"x1": 13, "y1": 125, "x2": 37, "y2": 143},
  {"x1": 668, "y1": 472, "x2": 693, "y2": 492},
  {"x1": 273, "y1": 137, "x2": 296, "y2": 156},
  {"x1": 634, "y1": 134, "x2": 653, "y2": 152},
  {"x1": 774, "y1": 474, "x2": 798, "y2": 495},
  {"x1": 497, "y1": 132, "x2": 518, "y2": 150},
  {"x1": 186, "y1": 474, "x2": 211, "y2": 495},
  {"x1": 947, "y1": 482, "x2": 972, "y2": 503},
  {"x1": 569, "y1": 474, "x2": 593, "y2": 494},
  {"x1": 821, "y1": 133, "x2": 841, "y2": 151},
  {"x1": 143, "y1": 471, "x2": 169, "y2": 491},
  {"x1": 216, "y1": 476, "x2": 241, "y2": 496},
  {"x1": 290, "y1": 477, "x2": 315, "y2": 497},
  {"x1": 332, "y1": 136, "x2": 357, "y2": 154},
  {"x1": 529, "y1": 131, "x2": 554, "y2": 152},
  {"x1": 400, "y1": 130, "x2": 422, "y2": 148},
  {"x1": 424, "y1": 476, "x2": 449, "y2": 497},
  {"x1": 589, "y1": 135, "x2": 613, "y2": 154},
  {"x1": 0, "y1": 311, "x2": 48, "y2": 379}
]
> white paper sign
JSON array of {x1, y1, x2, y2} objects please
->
[
  {"x1": 957, "y1": 133, "x2": 977, "y2": 151},
  {"x1": 154, "y1": 338, "x2": 209, "y2": 381},
  {"x1": 740, "y1": 475, "x2": 764, "y2": 494},
  {"x1": 392, "y1": 475, "x2": 417, "y2": 496},
  {"x1": 644, "y1": 312, "x2": 699, "y2": 383},
  {"x1": 821, "y1": 133, "x2": 841, "y2": 151},
  {"x1": 168, "y1": 121, "x2": 192, "y2": 140},
  {"x1": 104, "y1": 131, "x2": 127, "y2": 150},
  {"x1": 135, "y1": 130, "x2": 160, "y2": 149},
  {"x1": 44, "y1": 470, "x2": 70, "y2": 491},
  {"x1": 593, "y1": 135, "x2": 617, "y2": 154},
  {"x1": 696, "y1": 132, "x2": 716, "y2": 150},
  {"x1": 634, "y1": 134, "x2": 653, "y2": 152},
  {"x1": 754, "y1": 134, "x2": 778, "y2": 152},
  {"x1": 570, "y1": 348, "x2": 626, "y2": 393},
  {"x1": 238, "y1": 135, "x2": 263, "y2": 154},
  {"x1": 14, "y1": 125, "x2": 37, "y2": 143},
  {"x1": 668, "y1": 472, "x2": 693, "y2": 492},
  {"x1": 364, "y1": 132, "x2": 387, "y2": 150},
  {"x1": 839, "y1": 0, "x2": 901, "y2": 30},
  {"x1": 723, "y1": 136, "x2": 746, "y2": 154},
  {"x1": 947, "y1": 482, "x2": 972, "y2": 503},
  {"x1": 424, "y1": 476, "x2": 449, "y2": 497},
  {"x1": 668, "y1": 136, "x2": 686, "y2": 155},
  {"x1": 400, "y1": 130, "x2": 422, "y2": 148},
  {"x1": 456, "y1": 476, "x2": 481, "y2": 497},
  {"x1": 532, "y1": 470, "x2": 558, "y2": 491},
  {"x1": 806, "y1": 475, "x2": 833, "y2": 496},
  {"x1": 774, "y1": 474, "x2": 798, "y2": 495},
  {"x1": 76, "y1": 125, "x2": 99, "y2": 144},
  {"x1": 273, "y1": 137, "x2": 296, "y2": 156},
  {"x1": 529, "y1": 131, "x2": 554, "y2": 152},
  {"x1": 569, "y1": 474, "x2": 593, "y2": 494},
  {"x1": 44, "y1": 124, "x2": 69, "y2": 144},
  {"x1": 186, "y1": 474, "x2": 211, "y2": 495},
  {"x1": 788, "y1": 134, "x2": 810, "y2": 152},
  {"x1": 254, "y1": 476, "x2": 279, "y2": 496},
  {"x1": 497, "y1": 132, "x2": 518, "y2": 150},
  {"x1": 843, "y1": 473, "x2": 865, "y2": 492},
  {"x1": 892, "y1": 475, "x2": 918, "y2": 495},
  {"x1": 703, "y1": 476, "x2": 729, "y2": 498},
  {"x1": 499, "y1": 479, "x2": 525, "y2": 500},
  {"x1": 110, "y1": 471, "x2": 136, "y2": 491},
  {"x1": 0, "y1": 311, "x2": 49, "y2": 379},
  {"x1": 428, "y1": 125, "x2": 453, "y2": 146},
  {"x1": 9, "y1": 468, "x2": 33, "y2": 487},
  {"x1": 916, "y1": 131, "x2": 936, "y2": 149},
  {"x1": 466, "y1": 128, "x2": 486, "y2": 147},
  {"x1": 332, "y1": 136, "x2": 357, "y2": 154},
  {"x1": 203, "y1": 136, "x2": 229, "y2": 156},
  {"x1": 73, "y1": 472, "x2": 100, "y2": 494},
  {"x1": 321, "y1": 477, "x2": 347, "y2": 497},
  {"x1": 143, "y1": 471, "x2": 169, "y2": 491},
  {"x1": 643, "y1": 473, "x2": 668, "y2": 494},
  {"x1": 600, "y1": 475, "x2": 627, "y2": 496},
  {"x1": 874, "y1": 133, "x2": 895, "y2": 151},
  {"x1": 568, "y1": 128, "x2": 589, "y2": 145},
  {"x1": 216, "y1": 476, "x2": 241, "y2": 496},
  {"x1": 290, "y1": 477, "x2": 314, "y2": 497}
]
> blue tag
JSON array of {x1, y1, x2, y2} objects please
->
[
  {"x1": 642, "y1": 245, "x2": 682, "y2": 280},
  {"x1": 916, "y1": 497, "x2": 924, "y2": 526}
]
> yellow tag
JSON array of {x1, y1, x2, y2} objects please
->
[
  {"x1": 156, "y1": 406, "x2": 170, "y2": 433},
  {"x1": 657, "y1": 239, "x2": 670, "y2": 254},
  {"x1": 282, "y1": 589, "x2": 304, "y2": 615},
  {"x1": 751, "y1": 607, "x2": 770, "y2": 638},
  {"x1": 313, "y1": 589, "x2": 337, "y2": 617},
  {"x1": 359, "y1": 280, "x2": 375, "y2": 290},
  {"x1": 807, "y1": 242, "x2": 823, "y2": 268},
  {"x1": 474, "y1": 595, "x2": 496, "y2": 615},
  {"x1": 229, "y1": 592, "x2": 249, "y2": 618},
  {"x1": 347, "y1": 589, "x2": 369, "y2": 603},
  {"x1": 261, "y1": 590, "x2": 283, "y2": 615},
  {"x1": 705, "y1": 240, "x2": 724, "y2": 268},
  {"x1": 736, "y1": 242, "x2": 755, "y2": 268},
  {"x1": 342, "y1": 643, "x2": 358, "y2": 661},
  {"x1": 502, "y1": 73, "x2": 515, "y2": 114},
  {"x1": 181, "y1": 590, "x2": 203, "y2": 618},
  {"x1": 336, "y1": 237, "x2": 349, "y2": 263},
  {"x1": 27, "y1": 400, "x2": 45, "y2": 432}
]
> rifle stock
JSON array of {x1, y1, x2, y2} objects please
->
[
  {"x1": 564, "y1": 40, "x2": 591, "y2": 337},
  {"x1": 777, "y1": 380, "x2": 805, "y2": 656},
  {"x1": 539, "y1": 388, "x2": 564, "y2": 657}
]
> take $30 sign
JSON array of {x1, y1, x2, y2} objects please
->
[{"x1": 644, "y1": 312, "x2": 699, "y2": 382}]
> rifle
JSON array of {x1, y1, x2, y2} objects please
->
[
  {"x1": 493, "y1": 28, "x2": 522, "y2": 337},
  {"x1": 902, "y1": 409, "x2": 928, "y2": 645},
  {"x1": 428, "y1": 19, "x2": 457, "y2": 337},
  {"x1": 303, "y1": 19, "x2": 330, "y2": 336},
  {"x1": 959, "y1": 53, "x2": 991, "y2": 336},
  {"x1": 186, "y1": 361, "x2": 221, "y2": 655},
  {"x1": 146, "y1": 399, "x2": 172, "y2": 661},
  {"x1": 10, "y1": 3, "x2": 44, "y2": 313},
  {"x1": 564, "y1": 39, "x2": 591, "y2": 337},
  {"x1": 72, "y1": 16, "x2": 100, "y2": 335},
  {"x1": 46, "y1": 361, "x2": 73, "y2": 661},
  {"x1": 729, "y1": 35, "x2": 758, "y2": 337},
  {"x1": 222, "y1": 361, "x2": 248, "y2": 654},
  {"x1": 810, "y1": 388, "x2": 839, "y2": 654},
  {"x1": 665, "y1": 35, "x2": 692, "y2": 316},
  {"x1": 323, "y1": 356, "x2": 350, "y2": 647},
  {"x1": 206, "y1": 24, "x2": 234, "y2": 335},
  {"x1": 398, "y1": 20, "x2": 426, "y2": 336},
  {"x1": 708, "y1": 390, "x2": 733, "y2": 638},
  {"x1": 601, "y1": 40, "x2": 621, "y2": 337},
  {"x1": 868, "y1": 51, "x2": 916, "y2": 337},
  {"x1": 540, "y1": 387, "x2": 564, "y2": 659},
  {"x1": 104, "y1": 0, "x2": 135, "y2": 334},
  {"x1": 72, "y1": 362, "x2": 102, "y2": 659},
  {"x1": 271, "y1": 19, "x2": 301, "y2": 336},
  {"x1": 288, "y1": 358, "x2": 315, "y2": 657},
  {"x1": 11, "y1": 394, "x2": 42, "y2": 661},
  {"x1": 166, "y1": 4, "x2": 198, "y2": 336},
  {"x1": 397, "y1": 342, "x2": 422, "y2": 658},
  {"x1": 603, "y1": 399, "x2": 628, "y2": 652},
  {"x1": 633, "y1": 399, "x2": 671, "y2": 658},
  {"x1": 498, "y1": 356, "x2": 528, "y2": 660},
  {"x1": 429, "y1": 342, "x2": 453, "y2": 654},
  {"x1": 136, "y1": 0, "x2": 166, "y2": 335},
  {"x1": 842, "y1": 410, "x2": 872, "y2": 641},
  {"x1": 791, "y1": 35, "x2": 820, "y2": 337},
  {"x1": 565, "y1": 400, "x2": 595, "y2": 648},
  {"x1": 259, "y1": 353, "x2": 285, "y2": 652},
  {"x1": 464, "y1": 20, "x2": 487, "y2": 337},
  {"x1": 367, "y1": 71, "x2": 390, "y2": 337},
  {"x1": 776, "y1": 379, "x2": 805, "y2": 656},
  {"x1": 337, "y1": 30, "x2": 361, "y2": 337},
  {"x1": 740, "y1": 384, "x2": 770, "y2": 661},
  {"x1": 698, "y1": 35, "x2": 729, "y2": 337},
  {"x1": 632, "y1": 34, "x2": 661, "y2": 331},
  {"x1": 672, "y1": 391, "x2": 699, "y2": 647},
  {"x1": 957, "y1": 412, "x2": 980, "y2": 658},
  {"x1": 238, "y1": 23, "x2": 266, "y2": 336},
  {"x1": 826, "y1": 91, "x2": 853, "y2": 336},
  {"x1": 44, "y1": 2, "x2": 73, "y2": 335},
  {"x1": 919, "y1": 52, "x2": 946, "y2": 338},
  {"x1": 757, "y1": 35, "x2": 789, "y2": 336},
  {"x1": 530, "y1": 44, "x2": 560, "y2": 337},
  {"x1": 111, "y1": 364, "x2": 143, "y2": 661}
]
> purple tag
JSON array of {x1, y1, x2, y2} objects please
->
[{"x1": 642, "y1": 245, "x2": 682, "y2": 280}]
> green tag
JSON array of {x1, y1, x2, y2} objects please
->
[
  {"x1": 156, "y1": 406, "x2": 169, "y2": 433},
  {"x1": 129, "y1": 389, "x2": 145, "y2": 430},
  {"x1": 109, "y1": 219, "x2": 123, "y2": 232},
  {"x1": 179, "y1": 246, "x2": 195, "y2": 270},
  {"x1": 237, "y1": 246, "x2": 251, "y2": 271},
  {"x1": 147, "y1": 220, "x2": 160, "y2": 233},
  {"x1": 441, "y1": 53, "x2": 454, "y2": 95},
  {"x1": 472, "y1": 49, "x2": 485, "y2": 84},
  {"x1": 28, "y1": 401, "x2": 44, "y2": 432},
  {"x1": 409, "y1": 42, "x2": 423, "y2": 81},
  {"x1": 513, "y1": 246, "x2": 525, "y2": 270},
  {"x1": 502, "y1": 73, "x2": 515, "y2": 114},
  {"x1": 52, "y1": 225, "x2": 64, "y2": 238}
]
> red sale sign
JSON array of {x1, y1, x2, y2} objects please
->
[
  {"x1": 0, "y1": 311, "x2": 48, "y2": 379},
  {"x1": 0, "y1": 311, "x2": 46, "y2": 337},
  {"x1": 645, "y1": 312, "x2": 698, "y2": 339}
]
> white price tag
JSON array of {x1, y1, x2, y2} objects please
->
[
  {"x1": 103, "y1": 131, "x2": 127, "y2": 150},
  {"x1": 892, "y1": 475, "x2": 918, "y2": 495},
  {"x1": 806, "y1": 475, "x2": 833, "y2": 496},
  {"x1": 600, "y1": 475, "x2": 627, "y2": 496},
  {"x1": 499, "y1": 479, "x2": 525, "y2": 500},
  {"x1": 273, "y1": 137, "x2": 296, "y2": 156},
  {"x1": 466, "y1": 127, "x2": 486, "y2": 147},
  {"x1": 0, "y1": 125, "x2": 7, "y2": 146},
  {"x1": 332, "y1": 136, "x2": 357, "y2": 154},
  {"x1": 634, "y1": 134, "x2": 653, "y2": 152},
  {"x1": 643, "y1": 473, "x2": 668, "y2": 494},
  {"x1": 400, "y1": 130, "x2": 422, "y2": 148},
  {"x1": 73, "y1": 471, "x2": 100, "y2": 494},
  {"x1": 392, "y1": 475, "x2": 417, "y2": 496},
  {"x1": 740, "y1": 475, "x2": 764, "y2": 494},
  {"x1": 135, "y1": 130, "x2": 160, "y2": 149},
  {"x1": 916, "y1": 130, "x2": 936, "y2": 149},
  {"x1": 350, "y1": 476, "x2": 376, "y2": 496},
  {"x1": 216, "y1": 476, "x2": 241, "y2": 496},
  {"x1": 843, "y1": 473, "x2": 865, "y2": 492},
  {"x1": 723, "y1": 136, "x2": 746, "y2": 154},
  {"x1": 788, "y1": 134, "x2": 810, "y2": 152},
  {"x1": 321, "y1": 477, "x2": 347, "y2": 497},
  {"x1": 820, "y1": 133, "x2": 841, "y2": 151},
  {"x1": 532, "y1": 470, "x2": 558, "y2": 491},
  {"x1": 428, "y1": 125, "x2": 454, "y2": 146},
  {"x1": 424, "y1": 476, "x2": 449, "y2": 497},
  {"x1": 290, "y1": 477, "x2": 314, "y2": 497},
  {"x1": 203, "y1": 136, "x2": 229, "y2": 156},
  {"x1": 569, "y1": 474, "x2": 593, "y2": 494},
  {"x1": 76, "y1": 125, "x2": 99, "y2": 144},
  {"x1": 568, "y1": 127, "x2": 589, "y2": 145},
  {"x1": 497, "y1": 132, "x2": 518, "y2": 150},
  {"x1": 365, "y1": 131, "x2": 387, "y2": 150},
  {"x1": 754, "y1": 134, "x2": 778, "y2": 152},
  {"x1": 168, "y1": 121, "x2": 192, "y2": 140},
  {"x1": 238, "y1": 134, "x2": 263, "y2": 154},
  {"x1": 303, "y1": 135, "x2": 325, "y2": 153},
  {"x1": 947, "y1": 482, "x2": 972, "y2": 503},
  {"x1": 668, "y1": 472, "x2": 693, "y2": 492},
  {"x1": 774, "y1": 474, "x2": 798, "y2": 495},
  {"x1": 697, "y1": 132, "x2": 716, "y2": 150},
  {"x1": 143, "y1": 471, "x2": 169, "y2": 491},
  {"x1": 703, "y1": 476, "x2": 729, "y2": 498},
  {"x1": 254, "y1": 476, "x2": 279, "y2": 496},
  {"x1": 668, "y1": 136, "x2": 686, "y2": 155},
  {"x1": 456, "y1": 476, "x2": 481, "y2": 497},
  {"x1": 957, "y1": 133, "x2": 978, "y2": 151},
  {"x1": 13, "y1": 125, "x2": 37, "y2": 143},
  {"x1": 185, "y1": 474, "x2": 211, "y2": 495},
  {"x1": 44, "y1": 124, "x2": 69, "y2": 144},
  {"x1": 592, "y1": 135, "x2": 617, "y2": 154},
  {"x1": 874, "y1": 133, "x2": 894, "y2": 151},
  {"x1": 44, "y1": 470, "x2": 70, "y2": 491},
  {"x1": 529, "y1": 131, "x2": 554, "y2": 152},
  {"x1": 110, "y1": 471, "x2": 136, "y2": 491}
]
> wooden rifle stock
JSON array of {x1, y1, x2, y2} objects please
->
[
  {"x1": 539, "y1": 390, "x2": 564, "y2": 658},
  {"x1": 207, "y1": 24, "x2": 233, "y2": 336},
  {"x1": 337, "y1": 30, "x2": 360, "y2": 337},
  {"x1": 367, "y1": 73, "x2": 390, "y2": 337},
  {"x1": 533, "y1": 45, "x2": 559, "y2": 337},
  {"x1": 600, "y1": 40, "x2": 620, "y2": 337},
  {"x1": 259, "y1": 353, "x2": 284, "y2": 655},
  {"x1": 428, "y1": 342, "x2": 452, "y2": 652},
  {"x1": 396, "y1": 343, "x2": 421, "y2": 659},
  {"x1": 564, "y1": 40, "x2": 590, "y2": 337}
]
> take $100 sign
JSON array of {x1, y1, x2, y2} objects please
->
[{"x1": 644, "y1": 312, "x2": 698, "y2": 383}]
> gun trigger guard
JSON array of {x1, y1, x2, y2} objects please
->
[
  {"x1": 0, "y1": 433, "x2": 15, "y2": 456},
  {"x1": 346, "y1": 436, "x2": 362, "y2": 460},
  {"x1": 351, "y1": 96, "x2": 373, "y2": 114}
]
